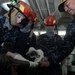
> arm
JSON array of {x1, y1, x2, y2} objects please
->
[{"x1": 0, "y1": 14, "x2": 6, "y2": 44}]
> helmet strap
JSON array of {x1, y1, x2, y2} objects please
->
[
  {"x1": 8, "y1": 7, "x2": 14, "y2": 25},
  {"x1": 27, "y1": 22, "x2": 34, "y2": 45}
]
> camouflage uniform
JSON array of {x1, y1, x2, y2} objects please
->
[{"x1": 35, "y1": 34, "x2": 62, "y2": 75}]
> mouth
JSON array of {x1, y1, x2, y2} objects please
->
[{"x1": 68, "y1": 9, "x2": 71, "y2": 13}]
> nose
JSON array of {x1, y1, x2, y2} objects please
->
[{"x1": 17, "y1": 18, "x2": 22, "y2": 23}]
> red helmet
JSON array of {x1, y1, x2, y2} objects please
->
[
  {"x1": 28, "y1": 11, "x2": 37, "y2": 22},
  {"x1": 18, "y1": 1, "x2": 31, "y2": 17},
  {"x1": 44, "y1": 16, "x2": 56, "y2": 26}
]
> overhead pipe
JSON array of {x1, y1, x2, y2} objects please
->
[
  {"x1": 27, "y1": 0, "x2": 36, "y2": 11},
  {"x1": 45, "y1": 0, "x2": 51, "y2": 15},
  {"x1": 35, "y1": 0, "x2": 44, "y2": 20}
]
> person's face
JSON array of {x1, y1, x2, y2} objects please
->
[
  {"x1": 16, "y1": 15, "x2": 24, "y2": 24},
  {"x1": 64, "y1": 0, "x2": 75, "y2": 15}
]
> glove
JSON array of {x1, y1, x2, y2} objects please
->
[
  {"x1": 13, "y1": 54, "x2": 29, "y2": 61},
  {"x1": 13, "y1": 53, "x2": 38, "y2": 67}
]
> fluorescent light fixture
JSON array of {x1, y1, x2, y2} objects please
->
[
  {"x1": 40, "y1": 31, "x2": 46, "y2": 34},
  {"x1": 58, "y1": 30, "x2": 66, "y2": 35},
  {"x1": 34, "y1": 30, "x2": 66, "y2": 36},
  {"x1": 34, "y1": 31, "x2": 46, "y2": 36},
  {"x1": 34, "y1": 31, "x2": 39, "y2": 36}
]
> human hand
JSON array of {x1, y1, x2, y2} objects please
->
[{"x1": 40, "y1": 57, "x2": 50, "y2": 67}]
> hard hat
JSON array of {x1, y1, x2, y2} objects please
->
[
  {"x1": 4, "y1": 1, "x2": 31, "y2": 26},
  {"x1": 29, "y1": 11, "x2": 37, "y2": 22},
  {"x1": 58, "y1": 0, "x2": 66, "y2": 12},
  {"x1": 44, "y1": 16, "x2": 56, "y2": 26},
  {"x1": 62, "y1": 0, "x2": 66, "y2": 2},
  {"x1": 19, "y1": 1, "x2": 31, "y2": 17}
]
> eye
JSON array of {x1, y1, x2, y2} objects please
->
[
  {"x1": 18, "y1": 16, "x2": 20, "y2": 18},
  {"x1": 64, "y1": 1, "x2": 70, "y2": 8},
  {"x1": 18, "y1": 15, "x2": 21, "y2": 18}
]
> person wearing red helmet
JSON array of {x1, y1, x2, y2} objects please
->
[
  {"x1": 43, "y1": 16, "x2": 57, "y2": 37},
  {"x1": 44, "y1": 16, "x2": 56, "y2": 26},
  {"x1": 0, "y1": 1, "x2": 38, "y2": 74},
  {"x1": 36, "y1": 0, "x2": 75, "y2": 74},
  {"x1": 35, "y1": 16, "x2": 63, "y2": 75}
]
